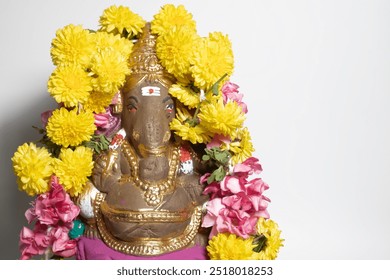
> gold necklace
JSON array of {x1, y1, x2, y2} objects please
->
[{"x1": 119, "y1": 141, "x2": 180, "y2": 206}]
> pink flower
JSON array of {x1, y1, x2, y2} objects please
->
[
  {"x1": 222, "y1": 193, "x2": 253, "y2": 212},
  {"x1": 94, "y1": 107, "x2": 121, "y2": 137},
  {"x1": 204, "y1": 191, "x2": 270, "y2": 239},
  {"x1": 221, "y1": 176, "x2": 244, "y2": 194},
  {"x1": 233, "y1": 157, "x2": 263, "y2": 175},
  {"x1": 203, "y1": 181, "x2": 223, "y2": 199},
  {"x1": 206, "y1": 134, "x2": 231, "y2": 150},
  {"x1": 19, "y1": 223, "x2": 50, "y2": 260},
  {"x1": 94, "y1": 111, "x2": 110, "y2": 127},
  {"x1": 221, "y1": 82, "x2": 240, "y2": 103},
  {"x1": 27, "y1": 176, "x2": 79, "y2": 227},
  {"x1": 201, "y1": 157, "x2": 270, "y2": 239},
  {"x1": 49, "y1": 176, "x2": 79, "y2": 224},
  {"x1": 25, "y1": 206, "x2": 37, "y2": 224},
  {"x1": 216, "y1": 208, "x2": 259, "y2": 238},
  {"x1": 40, "y1": 110, "x2": 53, "y2": 128},
  {"x1": 50, "y1": 226, "x2": 77, "y2": 258},
  {"x1": 221, "y1": 81, "x2": 248, "y2": 114},
  {"x1": 20, "y1": 176, "x2": 80, "y2": 259},
  {"x1": 246, "y1": 178, "x2": 271, "y2": 212},
  {"x1": 202, "y1": 198, "x2": 224, "y2": 228},
  {"x1": 33, "y1": 196, "x2": 59, "y2": 225},
  {"x1": 19, "y1": 227, "x2": 39, "y2": 260},
  {"x1": 200, "y1": 173, "x2": 211, "y2": 185}
]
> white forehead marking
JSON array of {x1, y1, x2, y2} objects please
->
[{"x1": 142, "y1": 86, "x2": 161, "y2": 96}]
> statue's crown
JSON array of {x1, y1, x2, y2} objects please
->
[
  {"x1": 127, "y1": 22, "x2": 174, "y2": 88},
  {"x1": 113, "y1": 23, "x2": 175, "y2": 114}
]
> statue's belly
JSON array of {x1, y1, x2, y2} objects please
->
[
  {"x1": 94, "y1": 185, "x2": 203, "y2": 256},
  {"x1": 101, "y1": 202, "x2": 194, "y2": 241},
  {"x1": 101, "y1": 182, "x2": 196, "y2": 241}
]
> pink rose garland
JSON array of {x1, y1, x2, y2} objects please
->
[
  {"x1": 201, "y1": 157, "x2": 270, "y2": 239},
  {"x1": 19, "y1": 176, "x2": 80, "y2": 259}
]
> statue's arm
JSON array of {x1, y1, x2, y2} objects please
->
[
  {"x1": 178, "y1": 145, "x2": 210, "y2": 205},
  {"x1": 92, "y1": 149, "x2": 122, "y2": 193}
]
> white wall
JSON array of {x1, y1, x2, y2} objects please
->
[{"x1": 1, "y1": 0, "x2": 389, "y2": 259}]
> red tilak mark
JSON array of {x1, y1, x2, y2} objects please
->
[{"x1": 149, "y1": 88, "x2": 154, "y2": 94}]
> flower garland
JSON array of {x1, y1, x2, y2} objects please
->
[{"x1": 12, "y1": 4, "x2": 283, "y2": 260}]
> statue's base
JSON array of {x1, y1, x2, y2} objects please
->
[{"x1": 76, "y1": 237, "x2": 208, "y2": 260}]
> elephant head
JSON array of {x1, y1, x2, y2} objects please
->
[{"x1": 120, "y1": 23, "x2": 176, "y2": 182}]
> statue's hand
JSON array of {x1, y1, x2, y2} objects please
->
[
  {"x1": 177, "y1": 174, "x2": 209, "y2": 205},
  {"x1": 92, "y1": 148, "x2": 123, "y2": 193},
  {"x1": 104, "y1": 149, "x2": 121, "y2": 177}
]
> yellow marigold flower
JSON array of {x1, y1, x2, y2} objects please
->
[
  {"x1": 11, "y1": 143, "x2": 53, "y2": 196},
  {"x1": 170, "y1": 107, "x2": 211, "y2": 144},
  {"x1": 198, "y1": 99, "x2": 245, "y2": 136},
  {"x1": 99, "y1": 5, "x2": 145, "y2": 38},
  {"x1": 48, "y1": 64, "x2": 92, "y2": 107},
  {"x1": 209, "y1": 31, "x2": 233, "y2": 50},
  {"x1": 170, "y1": 119, "x2": 211, "y2": 144},
  {"x1": 168, "y1": 84, "x2": 199, "y2": 109},
  {"x1": 156, "y1": 26, "x2": 200, "y2": 81},
  {"x1": 207, "y1": 233, "x2": 259, "y2": 260},
  {"x1": 46, "y1": 108, "x2": 96, "y2": 147},
  {"x1": 256, "y1": 218, "x2": 284, "y2": 260},
  {"x1": 191, "y1": 32, "x2": 234, "y2": 90},
  {"x1": 94, "y1": 31, "x2": 133, "y2": 59},
  {"x1": 50, "y1": 24, "x2": 96, "y2": 68},
  {"x1": 53, "y1": 147, "x2": 94, "y2": 197},
  {"x1": 83, "y1": 91, "x2": 115, "y2": 113},
  {"x1": 90, "y1": 48, "x2": 131, "y2": 94},
  {"x1": 229, "y1": 127, "x2": 255, "y2": 165},
  {"x1": 151, "y1": 4, "x2": 197, "y2": 36}
]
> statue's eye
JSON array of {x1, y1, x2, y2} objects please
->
[
  {"x1": 128, "y1": 103, "x2": 137, "y2": 113},
  {"x1": 165, "y1": 103, "x2": 174, "y2": 114}
]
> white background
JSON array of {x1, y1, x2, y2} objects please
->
[{"x1": 0, "y1": 0, "x2": 389, "y2": 260}]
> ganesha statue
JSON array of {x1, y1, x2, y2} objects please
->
[
  {"x1": 76, "y1": 24, "x2": 209, "y2": 259},
  {"x1": 13, "y1": 4, "x2": 284, "y2": 261}
]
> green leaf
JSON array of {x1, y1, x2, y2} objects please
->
[
  {"x1": 211, "y1": 148, "x2": 231, "y2": 165},
  {"x1": 214, "y1": 151, "x2": 226, "y2": 163},
  {"x1": 205, "y1": 148, "x2": 214, "y2": 156},
  {"x1": 36, "y1": 133, "x2": 61, "y2": 158},
  {"x1": 214, "y1": 166, "x2": 226, "y2": 181},
  {"x1": 207, "y1": 172, "x2": 216, "y2": 184},
  {"x1": 252, "y1": 234, "x2": 267, "y2": 253},
  {"x1": 202, "y1": 154, "x2": 210, "y2": 161},
  {"x1": 207, "y1": 166, "x2": 226, "y2": 184},
  {"x1": 185, "y1": 117, "x2": 199, "y2": 127},
  {"x1": 32, "y1": 126, "x2": 45, "y2": 134},
  {"x1": 82, "y1": 134, "x2": 110, "y2": 154},
  {"x1": 211, "y1": 73, "x2": 228, "y2": 95},
  {"x1": 189, "y1": 83, "x2": 201, "y2": 94}
]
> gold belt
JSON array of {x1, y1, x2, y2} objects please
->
[
  {"x1": 100, "y1": 201, "x2": 193, "y2": 223},
  {"x1": 94, "y1": 193, "x2": 203, "y2": 256}
]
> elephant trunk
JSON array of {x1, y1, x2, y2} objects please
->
[{"x1": 134, "y1": 112, "x2": 172, "y2": 182}]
